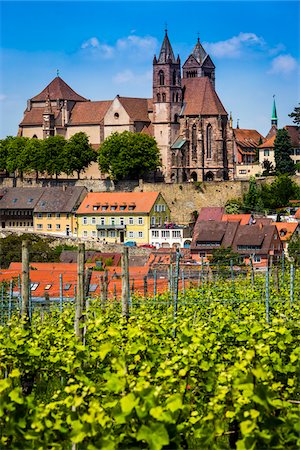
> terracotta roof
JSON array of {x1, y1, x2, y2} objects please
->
[
  {"x1": 19, "y1": 107, "x2": 61, "y2": 126},
  {"x1": 258, "y1": 134, "x2": 275, "y2": 149},
  {"x1": 197, "y1": 207, "x2": 225, "y2": 222},
  {"x1": 34, "y1": 186, "x2": 87, "y2": 213},
  {"x1": 294, "y1": 207, "x2": 300, "y2": 219},
  {"x1": 284, "y1": 126, "x2": 300, "y2": 147},
  {"x1": 69, "y1": 101, "x2": 112, "y2": 125},
  {"x1": 222, "y1": 214, "x2": 251, "y2": 225},
  {"x1": 234, "y1": 129, "x2": 264, "y2": 149},
  {"x1": 118, "y1": 97, "x2": 150, "y2": 122},
  {"x1": 60, "y1": 250, "x2": 121, "y2": 266},
  {"x1": 265, "y1": 125, "x2": 278, "y2": 141},
  {"x1": 31, "y1": 77, "x2": 88, "y2": 102},
  {"x1": 0, "y1": 187, "x2": 44, "y2": 209},
  {"x1": 147, "y1": 98, "x2": 153, "y2": 112},
  {"x1": 181, "y1": 77, "x2": 227, "y2": 116},
  {"x1": 275, "y1": 222, "x2": 299, "y2": 241},
  {"x1": 76, "y1": 192, "x2": 161, "y2": 214}
]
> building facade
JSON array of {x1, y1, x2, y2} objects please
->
[{"x1": 18, "y1": 32, "x2": 234, "y2": 183}]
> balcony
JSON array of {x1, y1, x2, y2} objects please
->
[{"x1": 96, "y1": 224, "x2": 126, "y2": 230}]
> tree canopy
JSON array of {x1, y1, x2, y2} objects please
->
[
  {"x1": 63, "y1": 132, "x2": 97, "y2": 178},
  {"x1": 98, "y1": 131, "x2": 161, "y2": 181},
  {"x1": 274, "y1": 128, "x2": 295, "y2": 175},
  {"x1": 289, "y1": 104, "x2": 300, "y2": 126}
]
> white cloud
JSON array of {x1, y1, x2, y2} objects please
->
[
  {"x1": 203, "y1": 32, "x2": 265, "y2": 58},
  {"x1": 81, "y1": 37, "x2": 100, "y2": 49},
  {"x1": 80, "y1": 34, "x2": 157, "y2": 61},
  {"x1": 268, "y1": 54, "x2": 297, "y2": 75},
  {"x1": 113, "y1": 69, "x2": 152, "y2": 85}
]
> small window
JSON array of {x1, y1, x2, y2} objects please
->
[
  {"x1": 114, "y1": 112, "x2": 119, "y2": 119},
  {"x1": 56, "y1": 224, "x2": 61, "y2": 230},
  {"x1": 83, "y1": 230, "x2": 88, "y2": 237},
  {"x1": 129, "y1": 217, "x2": 134, "y2": 225},
  {"x1": 100, "y1": 217, "x2": 105, "y2": 225},
  {"x1": 89, "y1": 284, "x2": 98, "y2": 292},
  {"x1": 83, "y1": 217, "x2": 87, "y2": 225},
  {"x1": 13, "y1": 198, "x2": 17, "y2": 203},
  {"x1": 151, "y1": 216, "x2": 156, "y2": 225},
  {"x1": 92, "y1": 230, "x2": 96, "y2": 237},
  {"x1": 91, "y1": 217, "x2": 96, "y2": 224},
  {"x1": 47, "y1": 224, "x2": 52, "y2": 230},
  {"x1": 30, "y1": 283, "x2": 39, "y2": 291},
  {"x1": 120, "y1": 217, "x2": 124, "y2": 225},
  {"x1": 64, "y1": 283, "x2": 71, "y2": 291},
  {"x1": 128, "y1": 231, "x2": 134, "y2": 238},
  {"x1": 28, "y1": 198, "x2": 33, "y2": 203},
  {"x1": 37, "y1": 224, "x2": 43, "y2": 230},
  {"x1": 138, "y1": 217, "x2": 143, "y2": 225},
  {"x1": 264, "y1": 150, "x2": 270, "y2": 157},
  {"x1": 254, "y1": 255, "x2": 261, "y2": 263},
  {"x1": 56, "y1": 213, "x2": 61, "y2": 218},
  {"x1": 37, "y1": 213, "x2": 42, "y2": 218},
  {"x1": 138, "y1": 231, "x2": 143, "y2": 238},
  {"x1": 44, "y1": 284, "x2": 52, "y2": 290},
  {"x1": 47, "y1": 213, "x2": 52, "y2": 218}
]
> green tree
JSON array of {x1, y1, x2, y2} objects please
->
[
  {"x1": 42, "y1": 136, "x2": 66, "y2": 179},
  {"x1": 63, "y1": 132, "x2": 97, "y2": 179},
  {"x1": 225, "y1": 198, "x2": 242, "y2": 214},
  {"x1": 98, "y1": 131, "x2": 161, "y2": 181},
  {"x1": 288, "y1": 104, "x2": 300, "y2": 126},
  {"x1": 261, "y1": 159, "x2": 275, "y2": 176},
  {"x1": 22, "y1": 138, "x2": 43, "y2": 181},
  {"x1": 0, "y1": 136, "x2": 15, "y2": 173},
  {"x1": 242, "y1": 176, "x2": 261, "y2": 212},
  {"x1": 274, "y1": 128, "x2": 295, "y2": 175},
  {"x1": 0, "y1": 234, "x2": 60, "y2": 269},
  {"x1": 6, "y1": 137, "x2": 29, "y2": 179}
]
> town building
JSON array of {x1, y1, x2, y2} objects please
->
[
  {"x1": 275, "y1": 222, "x2": 300, "y2": 256},
  {"x1": 76, "y1": 191, "x2": 170, "y2": 244},
  {"x1": 18, "y1": 32, "x2": 234, "y2": 183},
  {"x1": 0, "y1": 187, "x2": 44, "y2": 231},
  {"x1": 33, "y1": 186, "x2": 87, "y2": 236},
  {"x1": 150, "y1": 223, "x2": 192, "y2": 248}
]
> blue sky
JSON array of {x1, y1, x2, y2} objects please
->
[{"x1": 0, "y1": 1, "x2": 299, "y2": 138}]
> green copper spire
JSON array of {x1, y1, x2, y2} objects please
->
[{"x1": 271, "y1": 95, "x2": 278, "y2": 126}]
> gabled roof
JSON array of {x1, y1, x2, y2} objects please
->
[
  {"x1": 285, "y1": 125, "x2": 300, "y2": 147},
  {"x1": 68, "y1": 101, "x2": 112, "y2": 125},
  {"x1": 19, "y1": 107, "x2": 61, "y2": 126},
  {"x1": 181, "y1": 77, "x2": 227, "y2": 116},
  {"x1": 234, "y1": 129, "x2": 264, "y2": 149},
  {"x1": 76, "y1": 192, "x2": 162, "y2": 214},
  {"x1": 258, "y1": 134, "x2": 276, "y2": 149},
  {"x1": 118, "y1": 97, "x2": 151, "y2": 122},
  {"x1": 0, "y1": 187, "x2": 44, "y2": 209},
  {"x1": 191, "y1": 38, "x2": 208, "y2": 65},
  {"x1": 191, "y1": 220, "x2": 239, "y2": 250},
  {"x1": 157, "y1": 31, "x2": 176, "y2": 64},
  {"x1": 222, "y1": 214, "x2": 251, "y2": 225},
  {"x1": 34, "y1": 186, "x2": 87, "y2": 213},
  {"x1": 197, "y1": 207, "x2": 225, "y2": 222},
  {"x1": 275, "y1": 222, "x2": 299, "y2": 241},
  {"x1": 232, "y1": 224, "x2": 278, "y2": 255},
  {"x1": 31, "y1": 76, "x2": 88, "y2": 102}
]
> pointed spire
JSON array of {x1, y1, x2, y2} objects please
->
[
  {"x1": 237, "y1": 119, "x2": 240, "y2": 129},
  {"x1": 271, "y1": 95, "x2": 278, "y2": 127},
  {"x1": 192, "y1": 36, "x2": 207, "y2": 65},
  {"x1": 229, "y1": 112, "x2": 233, "y2": 128},
  {"x1": 157, "y1": 29, "x2": 176, "y2": 64}
]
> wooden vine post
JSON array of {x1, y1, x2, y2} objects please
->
[
  {"x1": 75, "y1": 243, "x2": 85, "y2": 341},
  {"x1": 121, "y1": 246, "x2": 130, "y2": 319},
  {"x1": 21, "y1": 240, "x2": 30, "y2": 325}
]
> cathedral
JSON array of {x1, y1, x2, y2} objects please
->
[{"x1": 19, "y1": 31, "x2": 234, "y2": 182}]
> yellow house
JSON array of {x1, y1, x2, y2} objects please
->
[
  {"x1": 33, "y1": 186, "x2": 87, "y2": 236},
  {"x1": 76, "y1": 192, "x2": 170, "y2": 244}
]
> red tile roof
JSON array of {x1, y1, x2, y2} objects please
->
[
  {"x1": 258, "y1": 134, "x2": 275, "y2": 149},
  {"x1": 69, "y1": 101, "x2": 112, "y2": 125},
  {"x1": 31, "y1": 77, "x2": 88, "y2": 102},
  {"x1": 234, "y1": 129, "x2": 264, "y2": 149},
  {"x1": 197, "y1": 207, "x2": 225, "y2": 222},
  {"x1": 222, "y1": 214, "x2": 251, "y2": 225},
  {"x1": 182, "y1": 77, "x2": 227, "y2": 116},
  {"x1": 275, "y1": 222, "x2": 299, "y2": 241},
  {"x1": 285, "y1": 126, "x2": 300, "y2": 147},
  {"x1": 76, "y1": 192, "x2": 161, "y2": 214},
  {"x1": 118, "y1": 97, "x2": 151, "y2": 122},
  {"x1": 19, "y1": 107, "x2": 61, "y2": 126}
]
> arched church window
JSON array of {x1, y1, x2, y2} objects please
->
[
  {"x1": 173, "y1": 70, "x2": 176, "y2": 85},
  {"x1": 162, "y1": 93, "x2": 166, "y2": 102},
  {"x1": 192, "y1": 124, "x2": 197, "y2": 160},
  {"x1": 159, "y1": 70, "x2": 165, "y2": 86},
  {"x1": 172, "y1": 93, "x2": 175, "y2": 102},
  {"x1": 171, "y1": 152, "x2": 176, "y2": 166},
  {"x1": 206, "y1": 124, "x2": 212, "y2": 159},
  {"x1": 174, "y1": 114, "x2": 178, "y2": 123},
  {"x1": 176, "y1": 93, "x2": 179, "y2": 102},
  {"x1": 32, "y1": 134, "x2": 37, "y2": 139},
  {"x1": 157, "y1": 93, "x2": 161, "y2": 102}
]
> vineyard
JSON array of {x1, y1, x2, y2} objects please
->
[{"x1": 0, "y1": 258, "x2": 300, "y2": 449}]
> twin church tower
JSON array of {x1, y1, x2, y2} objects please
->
[{"x1": 19, "y1": 31, "x2": 234, "y2": 182}]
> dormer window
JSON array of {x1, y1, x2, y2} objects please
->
[
  {"x1": 128, "y1": 203, "x2": 136, "y2": 210},
  {"x1": 120, "y1": 204, "x2": 127, "y2": 210},
  {"x1": 93, "y1": 205, "x2": 99, "y2": 211},
  {"x1": 101, "y1": 204, "x2": 108, "y2": 211},
  {"x1": 110, "y1": 203, "x2": 117, "y2": 210}
]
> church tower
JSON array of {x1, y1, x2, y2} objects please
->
[
  {"x1": 153, "y1": 30, "x2": 182, "y2": 179},
  {"x1": 182, "y1": 38, "x2": 215, "y2": 87},
  {"x1": 42, "y1": 92, "x2": 55, "y2": 138},
  {"x1": 265, "y1": 96, "x2": 278, "y2": 140}
]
